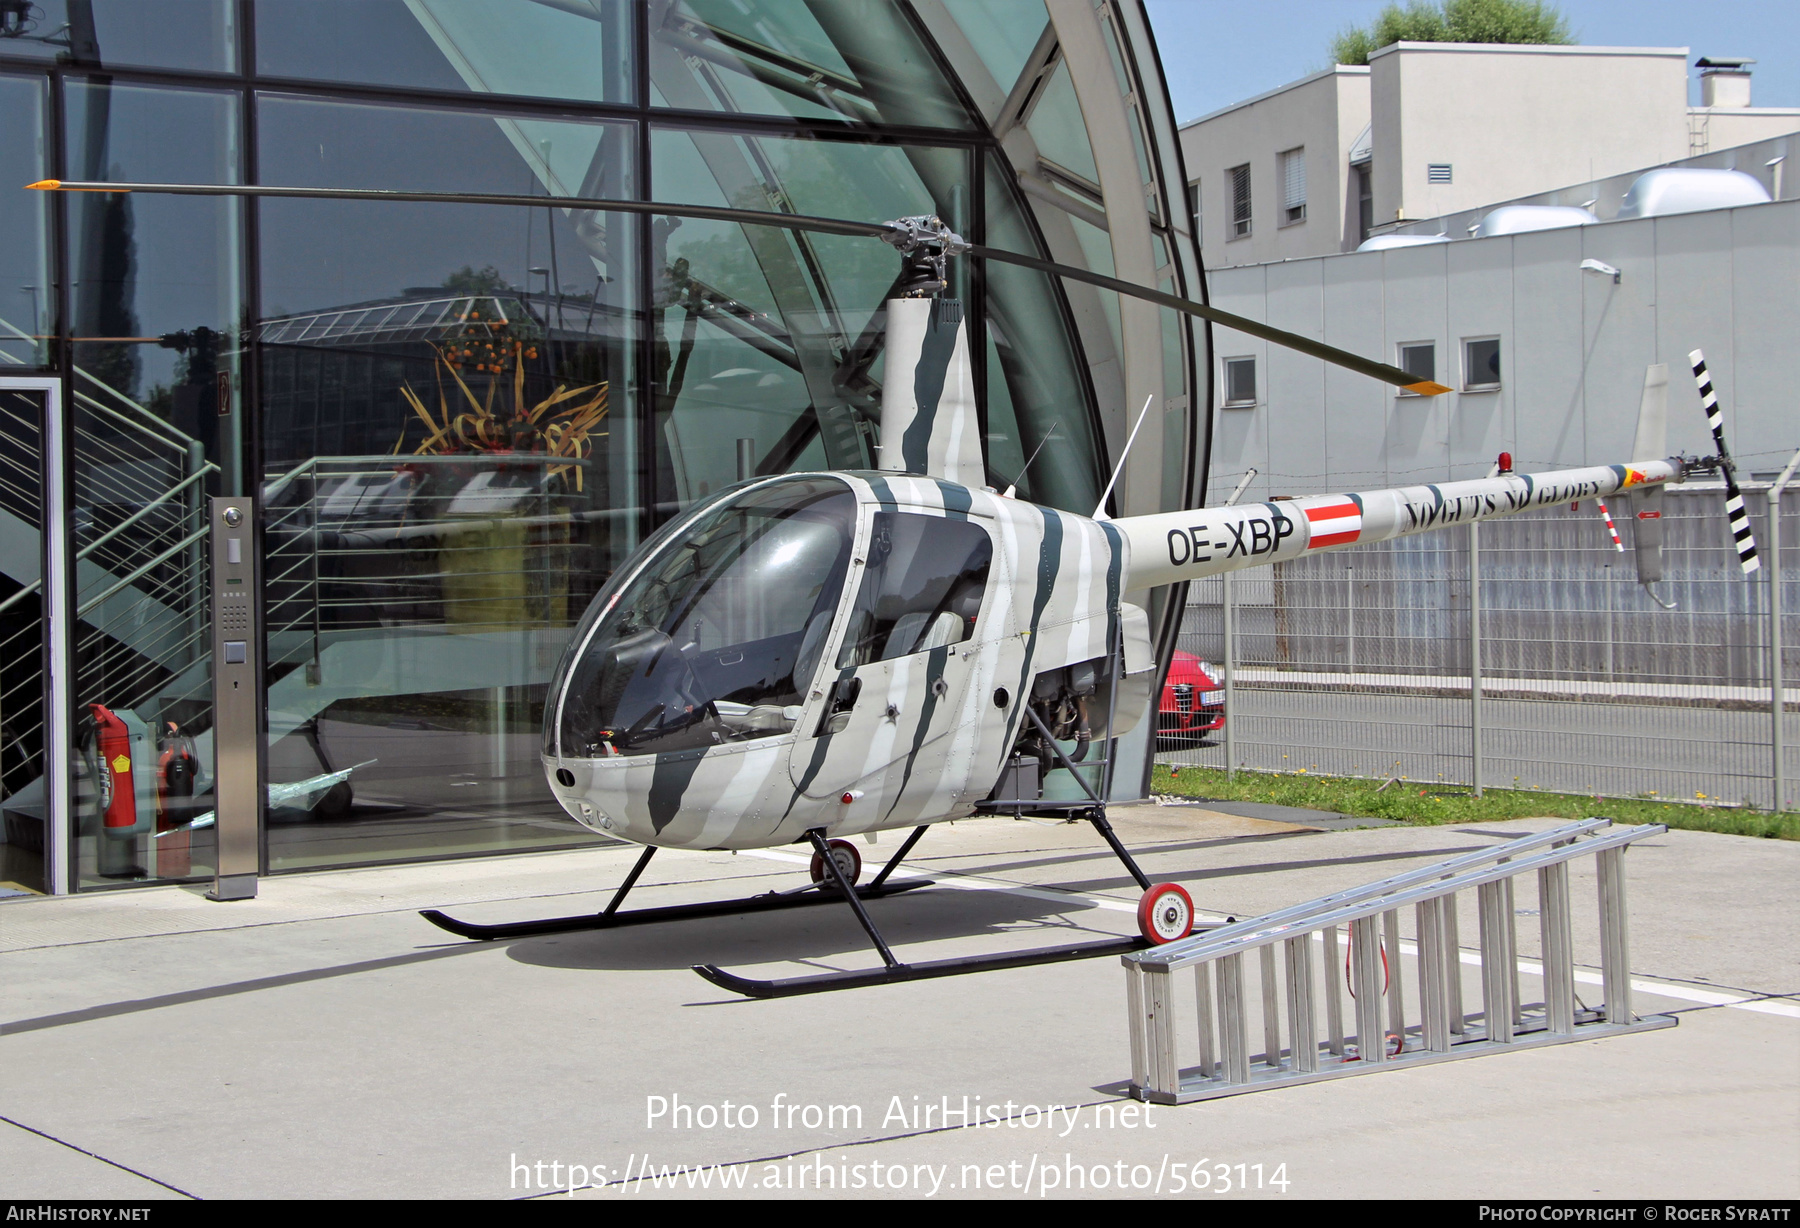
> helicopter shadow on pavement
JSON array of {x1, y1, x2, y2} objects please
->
[{"x1": 500, "y1": 885, "x2": 1111, "y2": 974}]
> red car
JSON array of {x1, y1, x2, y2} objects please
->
[{"x1": 1158, "y1": 650, "x2": 1224, "y2": 740}]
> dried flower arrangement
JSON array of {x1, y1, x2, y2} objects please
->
[{"x1": 398, "y1": 329, "x2": 607, "y2": 491}]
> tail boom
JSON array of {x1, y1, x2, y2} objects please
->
[{"x1": 1119, "y1": 460, "x2": 1680, "y2": 591}]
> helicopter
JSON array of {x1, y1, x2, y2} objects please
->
[{"x1": 30, "y1": 179, "x2": 1741, "y2": 997}]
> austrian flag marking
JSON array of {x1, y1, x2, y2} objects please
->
[{"x1": 1304, "y1": 496, "x2": 1363, "y2": 549}]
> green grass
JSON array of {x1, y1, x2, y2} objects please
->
[{"x1": 1151, "y1": 764, "x2": 1800, "y2": 840}]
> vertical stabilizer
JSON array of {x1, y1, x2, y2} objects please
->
[{"x1": 880, "y1": 297, "x2": 982, "y2": 485}]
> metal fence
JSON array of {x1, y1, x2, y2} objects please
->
[{"x1": 1161, "y1": 486, "x2": 1800, "y2": 810}]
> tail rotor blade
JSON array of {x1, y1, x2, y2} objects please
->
[{"x1": 1689, "y1": 349, "x2": 1761, "y2": 575}]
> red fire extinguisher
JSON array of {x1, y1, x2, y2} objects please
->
[{"x1": 90, "y1": 703, "x2": 138, "y2": 831}]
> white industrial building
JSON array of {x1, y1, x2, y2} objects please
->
[{"x1": 1181, "y1": 42, "x2": 1800, "y2": 269}]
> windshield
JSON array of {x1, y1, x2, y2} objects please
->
[{"x1": 555, "y1": 478, "x2": 856, "y2": 757}]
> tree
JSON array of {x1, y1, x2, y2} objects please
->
[{"x1": 1331, "y1": 0, "x2": 1573, "y2": 66}]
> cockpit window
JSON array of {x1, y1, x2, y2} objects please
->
[
  {"x1": 836, "y1": 513, "x2": 992, "y2": 668},
  {"x1": 556, "y1": 478, "x2": 855, "y2": 757}
]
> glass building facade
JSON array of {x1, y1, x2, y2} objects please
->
[{"x1": 0, "y1": 0, "x2": 1203, "y2": 894}]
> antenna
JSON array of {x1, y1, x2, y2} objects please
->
[
  {"x1": 1091, "y1": 395, "x2": 1155, "y2": 520},
  {"x1": 1222, "y1": 468, "x2": 1258, "y2": 507},
  {"x1": 1001, "y1": 420, "x2": 1059, "y2": 500}
]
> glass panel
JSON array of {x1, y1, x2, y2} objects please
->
[
  {"x1": 257, "y1": 99, "x2": 640, "y2": 871},
  {"x1": 649, "y1": 0, "x2": 974, "y2": 130},
  {"x1": 557, "y1": 478, "x2": 856, "y2": 757},
  {"x1": 0, "y1": 389, "x2": 47, "y2": 895},
  {"x1": 255, "y1": 0, "x2": 633, "y2": 106},
  {"x1": 938, "y1": 0, "x2": 1049, "y2": 114},
  {"x1": 0, "y1": 1, "x2": 234, "y2": 72},
  {"x1": 836, "y1": 512, "x2": 991, "y2": 668},
  {"x1": 1025, "y1": 61, "x2": 1099, "y2": 188},
  {"x1": 650, "y1": 128, "x2": 967, "y2": 506},
  {"x1": 1465, "y1": 338, "x2": 1501, "y2": 389},
  {"x1": 0, "y1": 75, "x2": 49, "y2": 368},
  {"x1": 982, "y1": 153, "x2": 1102, "y2": 514},
  {"x1": 1401, "y1": 342, "x2": 1436, "y2": 385},
  {"x1": 63, "y1": 81, "x2": 240, "y2": 888}
]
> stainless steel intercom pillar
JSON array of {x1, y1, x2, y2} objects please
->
[{"x1": 209, "y1": 496, "x2": 259, "y2": 900}]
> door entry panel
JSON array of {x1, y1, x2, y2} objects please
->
[{"x1": 788, "y1": 510, "x2": 993, "y2": 803}]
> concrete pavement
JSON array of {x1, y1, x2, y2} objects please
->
[{"x1": 0, "y1": 805, "x2": 1794, "y2": 1200}]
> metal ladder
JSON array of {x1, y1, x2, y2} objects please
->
[{"x1": 1123, "y1": 819, "x2": 1674, "y2": 1104}]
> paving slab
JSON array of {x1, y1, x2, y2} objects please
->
[{"x1": 0, "y1": 810, "x2": 1792, "y2": 1200}]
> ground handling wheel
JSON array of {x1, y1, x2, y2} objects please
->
[
  {"x1": 1137, "y1": 882, "x2": 1195, "y2": 944},
  {"x1": 809, "y1": 838, "x2": 862, "y2": 892}
]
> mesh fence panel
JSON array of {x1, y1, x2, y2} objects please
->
[{"x1": 1162, "y1": 488, "x2": 1800, "y2": 809}]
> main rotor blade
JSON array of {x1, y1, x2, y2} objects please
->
[
  {"x1": 26, "y1": 178, "x2": 896, "y2": 241},
  {"x1": 28, "y1": 179, "x2": 1449, "y2": 394},
  {"x1": 965, "y1": 242, "x2": 1447, "y2": 395}
]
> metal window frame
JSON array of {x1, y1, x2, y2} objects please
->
[
  {"x1": 1462, "y1": 334, "x2": 1503, "y2": 392},
  {"x1": 1222, "y1": 355, "x2": 1257, "y2": 407},
  {"x1": 1229, "y1": 162, "x2": 1252, "y2": 238},
  {"x1": 1279, "y1": 145, "x2": 1306, "y2": 226},
  {"x1": 0, "y1": 376, "x2": 70, "y2": 895},
  {"x1": 1395, "y1": 340, "x2": 1436, "y2": 395}
]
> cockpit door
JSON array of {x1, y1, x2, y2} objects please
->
[{"x1": 787, "y1": 510, "x2": 994, "y2": 812}]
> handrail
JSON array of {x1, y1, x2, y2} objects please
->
[
  {"x1": 76, "y1": 527, "x2": 209, "y2": 618},
  {"x1": 1133, "y1": 818, "x2": 1612, "y2": 967},
  {"x1": 1133, "y1": 822, "x2": 1661, "y2": 971},
  {"x1": 0, "y1": 464, "x2": 219, "y2": 616},
  {"x1": 72, "y1": 388, "x2": 195, "y2": 456}
]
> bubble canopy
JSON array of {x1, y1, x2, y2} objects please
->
[{"x1": 551, "y1": 477, "x2": 857, "y2": 759}]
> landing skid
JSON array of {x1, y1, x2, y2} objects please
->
[
  {"x1": 693, "y1": 811, "x2": 1197, "y2": 998},
  {"x1": 420, "y1": 880, "x2": 931, "y2": 941},
  {"x1": 420, "y1": 834, "x2": 938, "y2": 941}
]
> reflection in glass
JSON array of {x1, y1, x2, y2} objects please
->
[
  {"x1": 0, "y1": 391, "x2": 48, "y2": 894},
  {"x1": 256, "y1": 0, "x2": 632, "y2": 106},
  {"x1": 60, "y1": 80, "x2": 239, "y2": 886},
  {"x1": 257, "y1": 157, "x2": 639, "y2": 867},
  {"x1": 649, "y1": 0, "x2": 973, "y2": 130},
  {"x1": 0, "y1": 75, "x2": 48, "y2": 368},
  {"x1": 0, "y1": 0, "x2": 234, "y2": 71},
  {"x1": 650, "y1": 128, "x2": 968, "y2": 505},
  {"x1": 558, "y1": 478, "x2": 855, "y2": 757},
  {"x1": 983, "y1": 153, "x2": 1103, "y2": 514}
]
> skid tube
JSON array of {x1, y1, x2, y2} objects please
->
[
  {"x1": 420, "y1": 841, "x2": 932, "y2": 941},
  {"x1": 692, "y1": 814, "x2": 1206, "y2": 998}
]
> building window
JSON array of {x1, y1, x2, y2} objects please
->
[
  {"x1": 1397, "y1": 342, "x2": 1435, "y2": 394},
  {"x1": 1280, "y1": 147, "x2": 1306, "y2": 225},
  {"x1": 1187, "y1": 179, "x2": 1202, "y2": 244},
  {"x1": 1355, "y1": 164, "x2": 1373, "y2": 242},
  {"x1": 1427, "y1": 163, "x2": 1453, "y2": 184},
  {"x1": 1223, "y1": 357, "x2": 1257, "y2": 406},
  {"x1": 1463, "y1": 337, "x2": 1501, "y2": 391},
  {"x1": 1230, "y1": 163, "x2": 1251, "y2": 238}
]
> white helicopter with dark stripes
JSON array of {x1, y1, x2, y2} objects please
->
[{"x1": 33, "y1": 179, "x2": 1757, "y2": 997}]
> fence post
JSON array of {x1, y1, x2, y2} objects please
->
[
  {"x1": 1346, "y1": 563, "x2": 1356, "y2": 674},
  {"x1": 1470, "y1": 520, "x2": 1483, "y2": 797},
  {"x1": 1771, "y1": 450, "x2": 1799, "y2": 812},
  {"x1": 1223, "y1": 568, "x2": 1235, "y2": 782}
]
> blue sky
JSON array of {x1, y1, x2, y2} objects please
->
[{"x1": 1144, "y1": 1, "x2": 1800, "y2": 122}]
